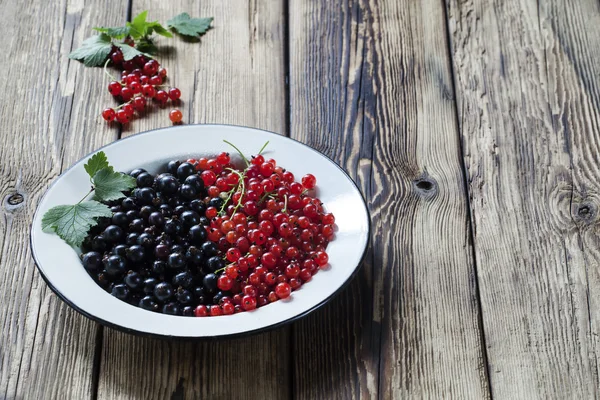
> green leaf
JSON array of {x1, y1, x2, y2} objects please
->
[
  {"x1": 130, "y1": 10, "x2": 149, "y2": 35},
  {"x1": 93, "y1": 26, "x2": 130, "y2": 39},
  {"x1": 136, "y1": 38, "x2": 158, "y2": 55},
  {"x1": 115, "y1": 43, "x2": 154, "y2": 61},
  {"x1": 92, "y1": 168, "x2": 136, "y2": 202},
  {"x1": 147, "y1": 22, "x2": 173, "y2": 38},
  {"x1": 83, "y1": 151, "x2": 112, "y2": 178},
  {"x1": 41, "y1": 201, "x2": 112, "y2": 247},
  {"x1": 68, "y1": 33, "x2": 113, "y2": 67},
  {"x1": 167, "y1": 13, "x2": 213, "y2": 38},
  {"x1": 126, "y1": 21, "x2": 144, "y2": 39}
]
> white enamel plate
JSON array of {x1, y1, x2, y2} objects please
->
[{"x1": 31, "y1": 125, "x2": 370, "y2": 339}]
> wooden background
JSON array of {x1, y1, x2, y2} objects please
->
[{"x1": 1, "y1": 0, "x2": 599, "y2": 398}]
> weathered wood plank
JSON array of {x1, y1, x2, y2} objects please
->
[
  {"x1": 0, "y1": 1, "x2": 128, "y2": 398},
  {"x1": 97, "y1": 1, "x2": 289, "y2": 399},
  {"x1": 446, "y1": 0, "x2": 600, "y2": 396},
  {"x1": 289, "y1": 0, "x2": 489, "y2": 398}
]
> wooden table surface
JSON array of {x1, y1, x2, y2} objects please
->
[{"x1": 2, "y1": 0, "x2": 599, "y2": 398}]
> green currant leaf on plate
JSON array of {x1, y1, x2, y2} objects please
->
[
  {"x1": 41, "y1": 201, "x2": 112, "y2": 247},
  {"x1": 93, "y1": 168, "x2": 137, "y2": 202},
  {"x1": 83, "y1": 151, "x2": 112, "y2": 178}
]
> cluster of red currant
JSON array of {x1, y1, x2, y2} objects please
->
[
  {"x1": 191, "y1": 147, "x2": 335, "y2": 316},
  {"x1": 101, "y1": 45, "x2": 183, "y2": 125}
]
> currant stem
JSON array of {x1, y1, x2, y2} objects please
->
[
  {"x1": 257, "y1": 141, "x2": 270, "y2": 155},
  {"x1": 282, "y1": 194, "x2": 288, "y2": 214},
  {"x1": 223, "y1": 140, "x2": 250, "y2": 166},
  {"x1": 103, "y1": 58, "x2": 118, "y2": 82},
  {"x1": 77, "y1": 187, "x2": 96, "y2": 204}
]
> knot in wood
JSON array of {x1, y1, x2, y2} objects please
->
[
  {"x1": 8, "y1": 193, "x2": 24, "y2": 205},
  {"x1": 413, "y1": 176, "x2": 437, "y2": 197},
  {"x1": 4, "y1": 192, "x2": 26, "y2": 211},
  {"x1": 572, "y1": 201, "x2": 597, "y2": 224}
]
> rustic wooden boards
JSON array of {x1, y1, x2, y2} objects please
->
[
  {"x1": 446, "y1": 0, "x2": 600, "y2": 397},
  {"x1": 0, "y1": 1, "x2": 127, "y2": 399},
  {"x1": 289, "y1": 0, "x2": 489, "y2": 398},
  {"x1": 97, "y1": 1, "x2": 289, "y2": 400},
  {"x1": 2, "y1": 0, "x2": 600, "y2": 398}
]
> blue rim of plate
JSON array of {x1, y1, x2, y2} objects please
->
[{"x1": 30, "y1": 124, "x2": 371, "y2": 340}]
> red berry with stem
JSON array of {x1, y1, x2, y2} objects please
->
[
  {"x1": 110, "y1": 51, "x2": 123, "y2": 64},
  {"x1": 142, "y1": 84, "x2": 156, "y2": 98},
  {"x1": 143, "y1": 60, "x2": 159, "y2": 76},
  {"x1": 132, "y1": 96, "x2": 146, "y2": 112},
  {"x1": 108, "y1": 81, "x2": 122, "y2": 96},
  {"x1": 128, "y1": 81, "x2": 142, "y2": 94},
  {"x1": 101, "y1": 108, "x2": 116, "y2": 121},
  {"x1": 150, "y1": 75, "x2": 162, "y2": 85},
  {"x1": 122, "y1": 103, "x2": 135, "y2": 117},
  {"x1": 116, "y1": 109, "x2": 129, "y2": 124},
  {"x1": 158, "y1": 67, "x2": 167, "y2": 78},
  {"x1": 155, "y1": 90, "x2": 168, "y2": 104},
  {"x1": 217, "y1": 275, "x2": 233, "y2": 291},
  {"x1": 120, "y1": 87, "x2": 133, "y2": 101},
  {"x1": 169, "y1": 109, "x2": 183, "y2": 123}
]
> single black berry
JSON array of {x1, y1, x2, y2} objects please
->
[
  {"x1": 203, "y1": 273, "x2": 218, "y2": 293},
  {"x1": 104, "y1": 255, "x2": 127, "y2": 277},
  {"x1": 177, "y1": 162, "x2": 196, "y2": 180},
  {"x1": 139, "y1": 296, "x2": 159, "y2": 311},
  {"x1": 111, "y1": 284, "x2": 129, "y2": 300},
  {"x1": 82, "y1": 251, "x2": 102, "y2": 271},
  {"x1": 162, "y1": 302, "x2": 180, "y2": 315},
  {"x1": 154, "y1": 282, "x2": 174, "y2": 301},
  {"x1": 126, "y1": 245, "x2": 145, "y2": 262},
  {"x1": 188, "y1": 225, "x2": 208, "y2": 244},
  {"x1": 129, "y1": 168, "x2": 146, "y2": 178},
  {"x1": 167, "y1": 252, "x2": 186, "y2": 269},
  {"x1": 104, "y1": 225, "x2": 124, "y2": 242},
  {"x1": 124, "y1": 271, "x2": 143, "y2": 289},
  {"x1": 136, "y1": 172, "x2": 154, "y2": 188}
]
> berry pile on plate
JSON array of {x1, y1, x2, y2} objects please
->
[{"x1": 79, "y1": 145, "x2": 335, "y2": 317}]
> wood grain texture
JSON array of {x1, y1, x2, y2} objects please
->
[
  {"x1": 446, "y1": 0, "x2": 600, "y2": 397},
  {"x1": 0, "y1": 0, "x2": 127, "y2": 398},
  {"x1": 289, "y1": 0, "x2": 489, "y2": 398},
  {"x1": 97, "y1": 1, "x2": 289, "y2": 400}
]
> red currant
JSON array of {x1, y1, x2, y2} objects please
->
[
  {"x1": 242, "y1": 295, "x2": 257, "y2": 311},
  {"x1": 275, "y1": 282, "x2": 291, "y2": 299},
  {"x1": 116, "y1": 109, "x2": 129, "y2": 124},
  {"x1": 169, "y1": 87, "x2": 181, "y2": 101},
  {"x1": 210, "y1": 305, "x2": 223, "y2": 316},
  {"x1": 142, "y1": 84, "x2": 156, "y2": 97},
  {"x1": 101, "y1": 108, "x2": 116, "y2": 121},
  {"x1": 155, "y1": 90, "x2": 168, "y2": 104},
  {"x1": 169, "y1": 109, "x2": 183, "y2": 123},
  {"x1": 108, "y1": 81, "x2": 122, "y2": 96},
  {"x1": 132, "y1": 96, "x2": 146, "y2": 112},
  {"x1": 194, "y1": 305, "x2": 208, "y2": 317},
  {"x1": 302, "y1": 174, "x2": 316, "y2": 189}
]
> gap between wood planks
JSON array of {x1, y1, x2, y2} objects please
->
[{"x1": 440, "y1": 1, "x2": 493, "y2": 398}]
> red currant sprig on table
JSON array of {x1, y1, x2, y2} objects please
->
[
  {"x1": 100, "y1": 45, "x2": 182, "y2": 125},
  {"x1": 188, "y1": 141, "x2": 336, "y2": 316}
]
